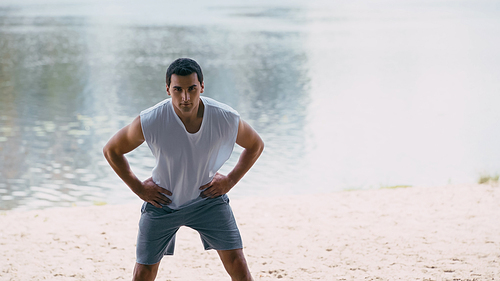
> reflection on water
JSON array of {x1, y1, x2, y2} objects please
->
[{"x1": 1, "y1": 0, "x2": 500, "y2": 210}]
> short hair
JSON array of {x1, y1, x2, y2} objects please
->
[{"x1": 165, "y1": 58, "x2": 204, "y2": 86}]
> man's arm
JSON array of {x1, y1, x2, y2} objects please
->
[
  {"x1": 200, "y1": 119, "x2": 264, "y2": 198},
  {"x1": 103, "y1": 116, "x2": 172, "y2": 207}
]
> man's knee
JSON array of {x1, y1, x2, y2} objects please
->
[
  {"x1": 133, "y1": 262, "x2": 160, "y2": 281},
  {"x1": 218, "y1": 249, "x2": 253, "y2": 281}
]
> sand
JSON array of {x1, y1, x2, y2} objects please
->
[{"x1": 1, "y1": 183, "x2": 499, "y2": 281}]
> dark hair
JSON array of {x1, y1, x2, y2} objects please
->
[{"x1": 165, "y1": 58, "x2": 203, "y2": 86}]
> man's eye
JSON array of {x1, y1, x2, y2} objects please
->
[{"x1": 189, "y1": 87, "x2": 196, "y2": 91}]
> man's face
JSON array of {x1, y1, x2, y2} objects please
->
[{"x1": 167, "y1": 73, "x2": 204, "y2": 117}]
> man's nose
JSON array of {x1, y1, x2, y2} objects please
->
[{"x1": 182, "y1": 91, "x2": 190, "y2": 101}]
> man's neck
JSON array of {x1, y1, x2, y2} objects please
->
[{"x1": 176, "y1": 100, "x2": 204, "y2": 133}]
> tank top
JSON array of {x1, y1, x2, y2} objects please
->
[{"x1": 140, "y1": 96, "x2": 240, "y2": 209}]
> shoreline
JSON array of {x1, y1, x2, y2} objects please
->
[{"x1": 1, "y1": 183, "x2": 499, "y2": 280}]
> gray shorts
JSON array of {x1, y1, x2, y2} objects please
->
[{"x1": 136, "y1": 194, "x2": 243, "y2": 265}]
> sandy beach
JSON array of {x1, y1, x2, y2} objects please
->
[{"x1": 1, "y1": 183, "x2": 499, "y2": 281}]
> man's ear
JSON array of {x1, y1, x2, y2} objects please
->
[
  {"x1": 166, "y1": 84, "x2": 171, "y2": 96},
  {"x1": 200, "y1": 82, "x2": 204, "y2": 93}
]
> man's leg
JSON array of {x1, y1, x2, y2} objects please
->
[
  {"x1": 133, "y1": 262, "x2": 160, "y2": 281},
  {"x1": 217, "y1": 249, "x2": 253, "y2": 281}
]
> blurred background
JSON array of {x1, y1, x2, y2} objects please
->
[{"x1": 1, "y1": 0, "x2": 499, "y2": 210}]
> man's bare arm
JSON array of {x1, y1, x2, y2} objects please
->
[
  {"x1": 200, "y1": 119, "x2": 264, "y2": 198},
  {"x1": 103, "y1": 116, "x2": 172, "y2": 207}
]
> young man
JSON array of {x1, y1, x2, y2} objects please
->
[{"x1": 103, "y1": 58, "x2": 264, "y2": 281}]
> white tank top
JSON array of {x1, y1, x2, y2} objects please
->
[{"x1": 140, "y1": 96, "x2": 240, "y2": 209}]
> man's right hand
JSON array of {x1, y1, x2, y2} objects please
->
[{"x1": 139, "y1": 177, "x2": 172, "y2": 208}]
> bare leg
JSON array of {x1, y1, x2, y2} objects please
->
[
  {"x1": 133, "y1": 262, "x2": 160, "y2": 281},
  {"x1": 217, "y1": 249, "x2": 253, "y2": 281}
]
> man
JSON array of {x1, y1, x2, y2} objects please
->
[{"x1": 103, "y1": 58, "x2": 264, "y2": 281}]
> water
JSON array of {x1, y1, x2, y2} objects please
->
[{"x1": 1, "y1": 0, "x2": 499, "y2": 210}]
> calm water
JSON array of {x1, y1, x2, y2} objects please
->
[{"x1": 1, "y1": 0, "x2": 499, "y2": 210}]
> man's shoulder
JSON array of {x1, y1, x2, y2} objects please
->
[
  {"x1": 141, "y1": 99, "x2": 171, "y2": 116},
  {"x1": 202, "y1": 96, "x2": 239, "y2": 117}
]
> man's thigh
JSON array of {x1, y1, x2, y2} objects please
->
[
  {"x1": 136, "y1": 203, "x2": 182, "y2": 264},
  {"x1": 184, "y1": 195, "x2": 243, "y2": 251}
]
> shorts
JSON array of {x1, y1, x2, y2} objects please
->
[{"x1": 136, "y1": 194, "x2": 243, "y2": 265}]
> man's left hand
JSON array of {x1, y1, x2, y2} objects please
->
[{"x1": 199, "y1": 172, "x2": 235, "y2": 198}]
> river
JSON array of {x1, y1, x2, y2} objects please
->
[{"x1": 1, "y1": 0, "x2": 499, "y2": 210}]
